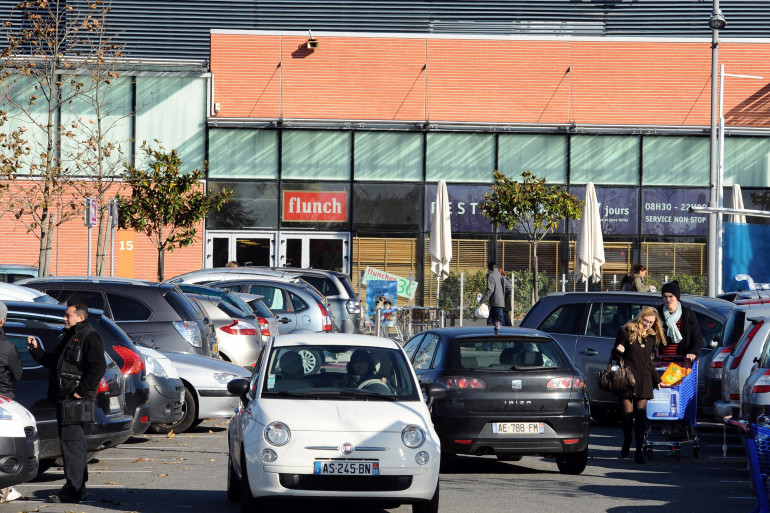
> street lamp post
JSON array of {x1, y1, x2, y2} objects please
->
[{"x1": 707, "y1": 1, "x2": 726, "y2": 297}]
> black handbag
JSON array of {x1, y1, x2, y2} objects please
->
[
  {"x1": 58, "y1": 399, "x2": 95, "y2": 425},
  {"x1": 596, "y1": 356, "x2": 636, "y2": 393}
]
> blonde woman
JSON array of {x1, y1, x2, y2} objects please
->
[{"x1": 612, "y1": 306, "x2": 664, "y2": 463}]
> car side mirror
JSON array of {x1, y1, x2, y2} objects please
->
[
  {"x1": 421, "y1": 382, "x2": 448, "y2": 409},
  {"x1": 227, "y1": 377, "x2": 250, "y2": 404}
]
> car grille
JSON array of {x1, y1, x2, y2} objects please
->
[
  {"x1": 279, "y1": 474, "x2": 412, "y2": 492},
  {"x1": 24, "y1": 426, "x2": 35, "y2": 437}
]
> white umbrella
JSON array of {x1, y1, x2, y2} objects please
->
[
  {"x1": 732, "y1": 183, "x2": 747, "y2": 223},
  {"x1": 574, "y1": 182, "x2": 605, "y2": 289},
  {"x1": 429, "y1": 180, "x2": 452, "y2": 280}
]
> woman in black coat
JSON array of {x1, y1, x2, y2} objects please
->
[{"x1": 612, "y1": 306, "x2": 664, "y2": 463}]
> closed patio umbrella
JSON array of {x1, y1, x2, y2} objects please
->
[
  {"x1": 732, "y1": 184, "x2": 747, "y2": 223},
  {"x1": 429, "y1": 180, "x2": 452, "y2": 325},
  {"x1": 574, "y1": 182, "x2": 605, "y2": 290}
]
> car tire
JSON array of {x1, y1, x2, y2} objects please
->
[
  {"x1": 555, "y1": 448, "x2": 588, "y2": 475},
  {"x1": 227, "y1": 451, "x2": 241, "y2": 503},
  {"x1": 148, "y1": 386, "x2": 197, "y2": 434},
  {"x1": 412, "y1": 481, "x2": 439, "y2": 513},
  {"x1": 240, "y1": 451, "x2": 266, "y2": 513},
  {"x1": 297, "y1": 349, "x2": 323, "y2": 375}
]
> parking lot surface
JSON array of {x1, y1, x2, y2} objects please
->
[{"x1": 3, "y1": 418, "x2": 757, "y2": 513}]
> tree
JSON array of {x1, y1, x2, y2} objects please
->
[
  {"x1": 116, "y1": 144, "x2": 232, "y2": 282},
  {"x1": 1, "y1": 0, "x2": 120, "y2": 276},
  {"x1": 480, "y1": 170, "x2": 583, "y2": 303}
]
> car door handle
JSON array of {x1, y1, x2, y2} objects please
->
[
  {"x1": 581, "y1": 349, "x2": 599, "y2": 356},
  {"x1": 279, "y1": 317, "x2": 291, "y2": 324}
]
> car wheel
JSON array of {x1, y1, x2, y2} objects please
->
[
  {"x1": 240, "y1": 451, "x2": 266, "y2": 513},
  {"x1": 227, "y1": 452, "x2": 240, "y2": 503},
  {"x1": 148, "y1": 386, "x2": 197, "y2": 434},
  {"x1": 496, "y1": 453, "x2": 523, "y2": 462},
  {"x1": 297, "y1": 349, "x2": 322, "y2": 375},
  {"x1": 412, "y1": 481, "x2": 439, "y2": 513},
  {"x1": 556, "y1": 448, "x2": 588, "y2": 475}
]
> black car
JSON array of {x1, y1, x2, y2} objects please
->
[
  {"x1": 18, "y1": 277, "x2": 216, "y2": 357},
  {"x1": 2, "y1": 303, "x2": 134, "y2": 472},
  {"x1": 518, "y1": 291, "x2": 733, "y2": 421},
  {"x1": 403, "y1": 326, "x2": 590, "y2": 474}
]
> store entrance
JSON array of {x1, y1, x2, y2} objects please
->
[
  {"x1": 279, "y1": 232, "x2": 349, "y2": 273},
  {"x1": 206, "y1": 232, "x2": 276, "y2": 267}
]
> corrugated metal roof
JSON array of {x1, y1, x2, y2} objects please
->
[{"x1": 0, "y1": 1, "x2": 769, "y2": 63}]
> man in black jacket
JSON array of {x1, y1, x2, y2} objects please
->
[
  {"x1": 27, "y1": 301, "x2": 106, "y2": 504},
  {"x1": 655, "y1": 281, "x2": 702, "y2": 361}
]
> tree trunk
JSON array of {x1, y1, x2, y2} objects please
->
[
  {"x1": 95, "y1": 200, "x2": 108, "y2": 275},
  {"x1": 533, "y1": 241, "x2": 540, "y2": 303},
  {"x1": 38, "y1": 214, "x2": 51, "y2": 276}
]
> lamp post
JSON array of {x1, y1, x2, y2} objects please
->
[{"x1": 707, "y1": 1, "x2": 726, "y2": 297}]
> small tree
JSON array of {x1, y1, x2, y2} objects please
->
[
  {"x1": 480, "y1": 170, "x2": 583, "y2": 303},
  {"x1": 116, "y1": 144, "x2": 232, "y2": 282}
]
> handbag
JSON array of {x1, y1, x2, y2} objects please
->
[
  {"x1": 57, "y1": 399, "x2": 96, "y2": 425},
  {"x1": 596, "y1": 357, "x2": 636, "y2": 393}
]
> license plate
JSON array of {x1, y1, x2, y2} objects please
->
[
  {"x1": 109, "y1": 396, "x2": 120, "y2": 411},
  {"x1": 313, "y1": 460, "x2": 379, "y2": 476},
  {"x1": 492, "y1": 422, "x2": 545, "y2": 435}
]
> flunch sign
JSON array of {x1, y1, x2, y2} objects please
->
[{"x1": 282, "y1": 190, "x2": 347, "y2": 222}]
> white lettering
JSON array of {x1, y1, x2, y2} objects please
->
[
  {"x1": 289, "y1": 197, "x2": 342, "y2": 216},
  {"x1": 457, "y1": 202, "x2": 465, "y2": 215}
]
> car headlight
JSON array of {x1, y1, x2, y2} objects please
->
[
  {"x1": 144, "y1": 354, "x2": 175, "y2": 379},
  {"x1": 402, "y1": 425, "x2": 425, "y2": 448},
  {"x1": 214, "y1": 372, "x2": 242, "y2": 385},
  {"x1": 264, "y1": 421, "x2": 291, "y2": 446},
  {"x1": 0, "y1": 406, "x2": 11, "y2": 421}
]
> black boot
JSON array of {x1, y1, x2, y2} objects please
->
[
  {"x1": 621, "y1": 412, "x2": 633, "y2": 458},
  {"x1": 634, "y1": 408, "x2": 646, "y2": 464}
]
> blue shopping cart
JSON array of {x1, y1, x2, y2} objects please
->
[
  {"x1": 642, "y1": 358, "x2": 699, "y2": 461},
  {"x1": 727, "y1": 419, "x2": 770, "y2": 513}
]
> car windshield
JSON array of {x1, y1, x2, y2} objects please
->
[
  {"x1": 456, "y1": 338, "x2": 570, "y2": 370},
  {"x1": 261, "y1": 345, "x2": 419, "y2": 401}
]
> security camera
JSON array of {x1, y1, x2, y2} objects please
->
[{"x1": 306, "y1": 39, "x2": 319, "y2": 49}]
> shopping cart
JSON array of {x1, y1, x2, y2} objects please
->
[
  {"x1": 642, "y1": 358, "x2": 699, "y2": 461},
  {"x1": 727, "y1": 419, "x2": 770, "y2": 513}
]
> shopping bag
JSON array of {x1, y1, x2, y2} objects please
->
[
  {"x1": 474, "y1": 303, "x2": 489, "y2": 319},
  {"x1": 660, "y1": 362, "x2": 688, "y2": 386}
]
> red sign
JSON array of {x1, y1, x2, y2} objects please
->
[{"x1": 282, "y1": 191, "x2": 347, "y2": 222}]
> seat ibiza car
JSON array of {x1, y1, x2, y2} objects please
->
[
  {"x1": 403, "y1": 326, "x2": 590, "y2": 474},
  {"x1": 226, "y1": 333, "x2": 444, "y2": 513}
]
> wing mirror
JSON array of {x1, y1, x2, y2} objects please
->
[
  {"x1": 227, "y1": 377, "x2": 251, "y2": 404},
  {"x1": 421, "y1": 382, "x2": 448, "y2": 409}
]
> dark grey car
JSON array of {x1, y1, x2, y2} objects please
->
[
  {"x1": 18, "y1": 277, "x2": 215, "y2": 357},
  {"x1": 519, "y1": 291, "x2": 732, "y2": 421}
]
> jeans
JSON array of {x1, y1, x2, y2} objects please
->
[{"x1": 486, "y1": 307, "x2": 505, "y2": 326}]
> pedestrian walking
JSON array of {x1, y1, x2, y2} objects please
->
[
  {"x1": 479, "y1": 261, "x2": 512, "y2": 327},
  {"x1": 656, "y1": 281, "x2": 701, "y2": 362},
  {"x1": 27, "y1": 301, "x2": 106, "y2": 504},
  {"x1": 0, "y1": 301, "x2": 24, "y2": 504}
]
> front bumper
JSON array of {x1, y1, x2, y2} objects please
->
[
  {"x1": 0, "y1": 433, "x2": 39, "y2": 488},
  {"x1": 146, "y1": 374, "x2": 184, "y2": 425}
]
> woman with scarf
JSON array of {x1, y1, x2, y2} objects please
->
[
  {"x1": 655, "y1": 281, "x2": 702, "y2": 362},
  {"x1": 612, "y1": 307, "x2": 664, "y2": 463}
]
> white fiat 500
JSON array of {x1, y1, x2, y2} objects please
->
[{"x1": 226, "y1": 333, "x2": 445, "y2": 513}]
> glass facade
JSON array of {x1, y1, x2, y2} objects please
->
[{"x1": 209, "y1": 129, "x2": 279, "y2": 179}]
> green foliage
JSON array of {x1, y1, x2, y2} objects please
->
[
  {"x1": 117, "y1": 143, "x2": 232, "y2": 281},
  {"x1": 669, "y1": 274, "x2": 708, "y2": 296},
  {"x1": 511, "y1": 270, "x2": 553, "y2": 315}
]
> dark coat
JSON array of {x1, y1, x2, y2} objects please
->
[
  {"x1": 612, "y1": 324, "x2": 662, "y2": 400},
  {"x1": 656, "y1": 304, "x2": 703, "y2": 358},
  {"x1": 0, "y1": 327, "x2": 22, "y2": 398},
  {"x1": 30, "y1": 319, "x2": 106, "y2": 402}
]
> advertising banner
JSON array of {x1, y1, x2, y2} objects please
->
[
  {"x1": 641, "y1": 188, "x2": 709, "y2": 236},
  {"x1": 361, "y1": 266, "x2": 418, "y2": 300},
  {"x1": 569, "y1": 186, "x2": 638, "y2": 235},
  {"x1": 365, "y1": 280, "x2": 398, "y2": 327}
]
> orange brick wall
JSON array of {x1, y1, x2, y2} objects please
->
[
  {"x1": 0, "y1": 181, "x2": 204, "y2": 281},
  {"x1": 211, "y1": 32, "x2": 770, "y2": 128}
]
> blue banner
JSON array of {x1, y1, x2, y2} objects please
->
[
  {"x1": 722, "y1": 222, "x2": 770, "y2": 292},
  {"x1": 365, "y1": 280, "x2": 398, "y2": 326}
]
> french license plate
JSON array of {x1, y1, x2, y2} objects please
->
[
  {"x1": 492, "y1": 422, "x2": 545, "y2": 435},
  {"x1": 109, "y1": 396, "x2": 120, "y2": 411},
  {"x1": 313, "y1": 460, "x2": 379, "y2": 476}
]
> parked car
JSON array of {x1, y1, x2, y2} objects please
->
[
  {"x1": 4, "y1": 300, "x2": 151, "y2": 437},
  {"x1": 0, "y1": 282, "x2": 57, "y2": 303},
  {"x1": 519, "y1": 291, "x2": 732, "y2": 421},
  {"x1": 137, "y1": 349, "x2": 251, "y2": 434},
  {"x1": 4, "y1": 305, "x2": 134, "y2": 472},
  {"x1": 402, "y1": 326, "x2": 590, "y2": 474},
  {"x1": 234, "y1": 292, "x2": 280, "y2": 340},
  {"x1": 0, "y1": 397, "x2": 39, "y2": 489},
  {"x1": 714, "y1": 314, "x2": 770, "y2": 420},
  {"x1": 701, "y1": 302, "x2": 770, "y2": 417},
  {"x1": 226, "y1": 332, "x2": 444, "y2": 512},
  {"x1": 166, "y1": 267, "x2": 303, "y2": 286},
  {"x1": 0, "y1": 264, "x2": 38, "y2": 283},
  {"x1": 134, "y1": 346, "x2": 185, "y2": 432},
  {"x1": 741, "y1": 337, "x2": 770, "y2": 422},
  {"x1": 18, "y1": 277, "x2": 216, "y2": 358},
  {"x1": 188, "y1": 294, "x2": 261, "y2": 370}
]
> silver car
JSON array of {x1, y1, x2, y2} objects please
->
[
  {"x1": 166, "y1": 268, "x2": 302, "y2": 285},
  {"x1": 235, "y1": 292, "x2": 280, "y2": 340}
]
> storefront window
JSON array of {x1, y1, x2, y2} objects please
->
[
  {"x1": 354, "y1": 131, "x2": 422, "y2": 181},
  {"x1": 571, "y1": 135, "x2": 639, "y2": 185},
  {"x1": 282, "y1": 130, "x2": 351, "y2": 180},
  {"x1": 724, "y1": 137, "x2": 770, "y2": 187},
  {"x1": 206, "y1": 181, "x2": 278, "y2": 229},
  {"x1": 426, "y1": 132, "x2": 494, "y2": 183},
  {"x1": 498, "y1": 134, "x2": 567, "y2": 183},
  {"x1": 353, "y1": 183, "x2": 422, "y2": 231},
  {"x1": 643, "y1": 136, "x2": 708, "y2": 186},
  {"x1": 209, "y1": 129, "x2": 278, "y2": 179}
]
